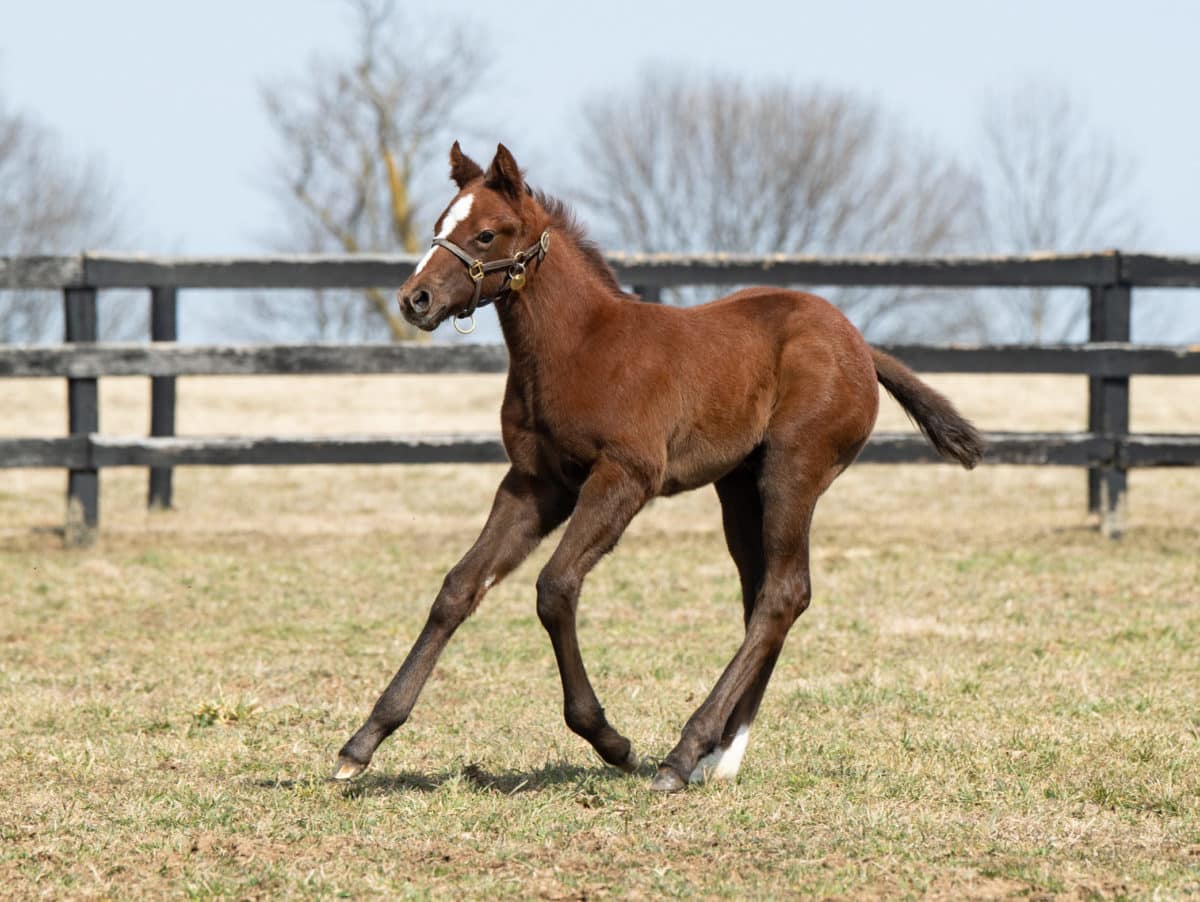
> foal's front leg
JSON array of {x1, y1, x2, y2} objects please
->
[
  {"x1": 334, "y1": 468, "x2": 572, "y2": 780},
  {"x1": 535, "y1": 457, "x2": 650, "y2": 773}
]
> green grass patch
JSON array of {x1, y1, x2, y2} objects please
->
[{"x1": 2, "y1": 462, "x2": 1198, "y2": 897}]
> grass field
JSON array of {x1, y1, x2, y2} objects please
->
[{"x1": 1, "y1": 374, "x2": 1199, "y2": 898}]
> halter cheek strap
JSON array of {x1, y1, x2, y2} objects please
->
[{"x1": 431, "y1": 230, "x2": 551, "y2": 334}]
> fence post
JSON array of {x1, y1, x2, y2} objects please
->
[
  {"x1": 1087, "y1": 282, "x2": 1131, "y2": 538},
  {"x1": 148, "y1": 286, "x2": 178, "y2": 509},
  {"x1": 633, "y1": 284, "x2": 662, "y2": 303},
  {"x1": 64, "y1": 286, "x2": 99, "y2": 545}
]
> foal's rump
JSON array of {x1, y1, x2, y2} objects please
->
[{"x1": 669, "y1": 287, "x2": 984, "y2": 472}]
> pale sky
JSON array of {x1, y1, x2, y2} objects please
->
[{"x1": 2, "y1": 0, "x2": 1197, "y2": 340}]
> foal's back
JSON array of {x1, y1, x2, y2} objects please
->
[{"x1": 563, "y1": 286, "x2": 881, "y2": 496}]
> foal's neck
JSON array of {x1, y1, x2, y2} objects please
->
[{"x1": 495, "y1": 226, "x2": 622, "y2": 367}]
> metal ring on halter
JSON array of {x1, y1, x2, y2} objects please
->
[{"x1": 453, "y1": 314, "x2": 476, "y2": 335}]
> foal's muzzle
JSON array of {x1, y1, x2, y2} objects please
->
[
  {"x1": 399, "y1": 286, "x2": 442, "y2": 331},
  {"x1": 406, "y1": 288, "x2": 432, "y2": 314}
]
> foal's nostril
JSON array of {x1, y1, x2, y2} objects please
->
[{"x1": 408, "y1": 288, "x2": 432, "y2": 313}]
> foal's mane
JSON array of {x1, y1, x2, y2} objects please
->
[{"x1": 531, "y1": 188, "x2": 629, "y2": 299}]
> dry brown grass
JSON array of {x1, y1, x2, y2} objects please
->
[{"x1": 1, "y1": 373, "x2": 1198, "y2": 898}]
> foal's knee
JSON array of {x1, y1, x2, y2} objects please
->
[
  {"x1": 427, "y1": 568, "x2": 477, "y2": 631},
  {"x1": 535, "y1": 570, "x2": 578, "y2": 630},
  {"x1": 791, "y1": 572, "x2": 813, "y2": 619},
  {"x1": 756, "y1": 571, "x2": 812, "y2": 632}
]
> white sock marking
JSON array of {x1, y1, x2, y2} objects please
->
[
  {"x1": 414, "y1": 193, "x2": 474, "y2": 275},
  {"x1": 689, "y1": 725, "x2": 750, "y2": 784}
]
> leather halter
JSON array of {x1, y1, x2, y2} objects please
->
[{"x1": 430, "y1": 229, "x2": 550, "y2": 334}]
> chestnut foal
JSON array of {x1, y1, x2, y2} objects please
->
[{"x1": 334, "y1": 142, "x2": 984, "y2": 792}]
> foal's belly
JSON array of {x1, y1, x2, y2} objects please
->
[
  {"x1": 660, "y1": 429, "x2": 762, "y2": 496},
  {"x1": 659, "y1": 461, "x2": 740, "y2": 496},
  {"x1": 656, "y1": 379, "x2": 774, "y2": 495}
]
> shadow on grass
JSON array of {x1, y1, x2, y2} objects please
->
[
  {"x1": 256, "y1": 757, "x2": 657, "y2": 797},
  {"x1": 341, "y1": 758, "x2": 657, "y2": 797}
]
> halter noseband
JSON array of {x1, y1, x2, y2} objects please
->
[{"x1": 429, "y1": 229, "x2": 550, "y2": 334}]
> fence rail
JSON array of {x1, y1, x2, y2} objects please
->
[
  {"x1": 7, "y1": 431, "x2": 1199, "y2": 472},
  {"x1": 4, "y1": 341, "x2": 1200, "y2": 379},
  {"x1": 3, "y1": 249, "x2": 1199, "y2": 544},
  {"x1": 10, "y1": 249, "x2": 1198, "y2": 290}
]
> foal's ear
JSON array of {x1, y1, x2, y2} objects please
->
[
  {"x1": 449, "y1": 141, "x2": 483, "y2": 188},
  {"x1": 484, "y1": 143, "x2": 524, "y2": 199}
]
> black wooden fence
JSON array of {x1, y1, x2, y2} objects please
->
[{"x1": 3, "y1": 250, "x2": 1199, "y2": 545}]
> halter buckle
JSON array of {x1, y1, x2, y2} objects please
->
[{"x1": 468, "y1": 260, "x2": 486, "y2": 282}]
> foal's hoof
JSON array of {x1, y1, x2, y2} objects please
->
[
  {"x1": 616, "y1": 748, "x2": 640, "y2": 774},
  {"x1": 649, "y1": 765, "x2": 687, "y2": 793},
  {"x1": 597, "y1": 747, "x2": 640, "y2": 774},
  {"x1": 331, "y1": 755, "x2": 368, "y2": 782}
]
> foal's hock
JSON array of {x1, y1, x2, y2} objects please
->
[{"x1": 334, "y1": 142, "x2": 984, "y2": 792}]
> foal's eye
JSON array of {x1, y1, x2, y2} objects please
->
[{"x1": 476, "y1": 230, "x2": 495, "y2": 245}]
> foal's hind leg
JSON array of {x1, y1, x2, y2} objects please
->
[
  {"x1": 334, "y1": 468, "x2": 572, "y2": 780},
  {"x1": 688, "y1": 466, "x2": 767, "y2": 784},
  {"x1": 652, "y1": 444, "x2": 835, "y2": 792},
  {"x1": 536, "y1": 457, "x2": 650, "y2": 772}
]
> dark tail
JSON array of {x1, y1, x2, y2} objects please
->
[{"x1": 872, "y1": 348, "x2": 985, "y2": 469}]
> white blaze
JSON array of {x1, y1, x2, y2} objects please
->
[
  {"x1": 689, "y1": 725, "x2": 750, "y2": 784},
  {"x1": 413, "y1": 193, "x2": 474, "y2": 275},
  {"x1": 412, "y1": 246, "x2": 436, "y2": 276}
]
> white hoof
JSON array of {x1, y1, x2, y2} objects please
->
[
  {"x1": 331, "y1": 758, "x2": 367, "y2": 781},
  {"x1": 688, "y1": 725, "x2": 750, "y2": 784}
]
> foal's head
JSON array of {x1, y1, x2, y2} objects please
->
[{"x1": 398, "y1": 142, "x2": 543, "y2": 332}]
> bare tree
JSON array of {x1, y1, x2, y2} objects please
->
[
  {"x1": 0, "y1": 88, "x2": 137, "y2": 342},
  {"x1": 977, "y1": 80, "x2": 1142, "y2": 342},
  {"x1": 576, "y1": 70, "x2": 983, "y2": 339},
  {"x1": 255, "y1": 0, "x2": 483, "y2": 341}
]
